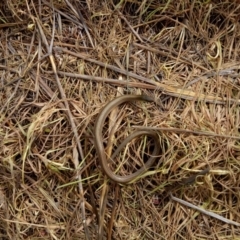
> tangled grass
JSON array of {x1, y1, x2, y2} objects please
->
[{"x1": 0, "y1": 0, "x2": 240, "y2": 239}]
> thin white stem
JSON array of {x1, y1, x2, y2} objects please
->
[{"x1": 170, "y1": 193, "x2": 240, "y2": 227}]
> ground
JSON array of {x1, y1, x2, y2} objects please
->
[{"x1": 0, "y1": 0, "x2": 240, "y2": 239}]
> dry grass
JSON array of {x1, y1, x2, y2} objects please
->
[{"x1": 0, "y1": 0, "x2": 240, "y2": 239}]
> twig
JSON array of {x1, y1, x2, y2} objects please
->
[
  {"x1": 170, "y1": 193, "x2": 240, "y2": 227},
  {"x1": 186, "y1": 67, "x2": 240, "y2": 87},
  {"x1": 54, "y1": 70, "x2": 156, "y2": 89},
  {"x1": 133, "y1": 126, "x2": 240, "y2": 140},
  {"x1": 53, "y1": 47, "x2": 240, "y2": 105}
]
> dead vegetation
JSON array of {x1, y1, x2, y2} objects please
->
[{"x1": 0, "y1": 0, "x2": 240, "y2": 239}]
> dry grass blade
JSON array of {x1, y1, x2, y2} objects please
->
[
  {"x1": 1, "y1": 0, "x2": 240, "y2": 239},
  {"x1": 171, "y1": 194, "x2": 240, "y2": 227},
  {"x1": 35, "y1": 14, "x2": 91, "y2": 239},
  {"x1": 53, "y1": 47, "x2": 240, "y2": 104}
]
